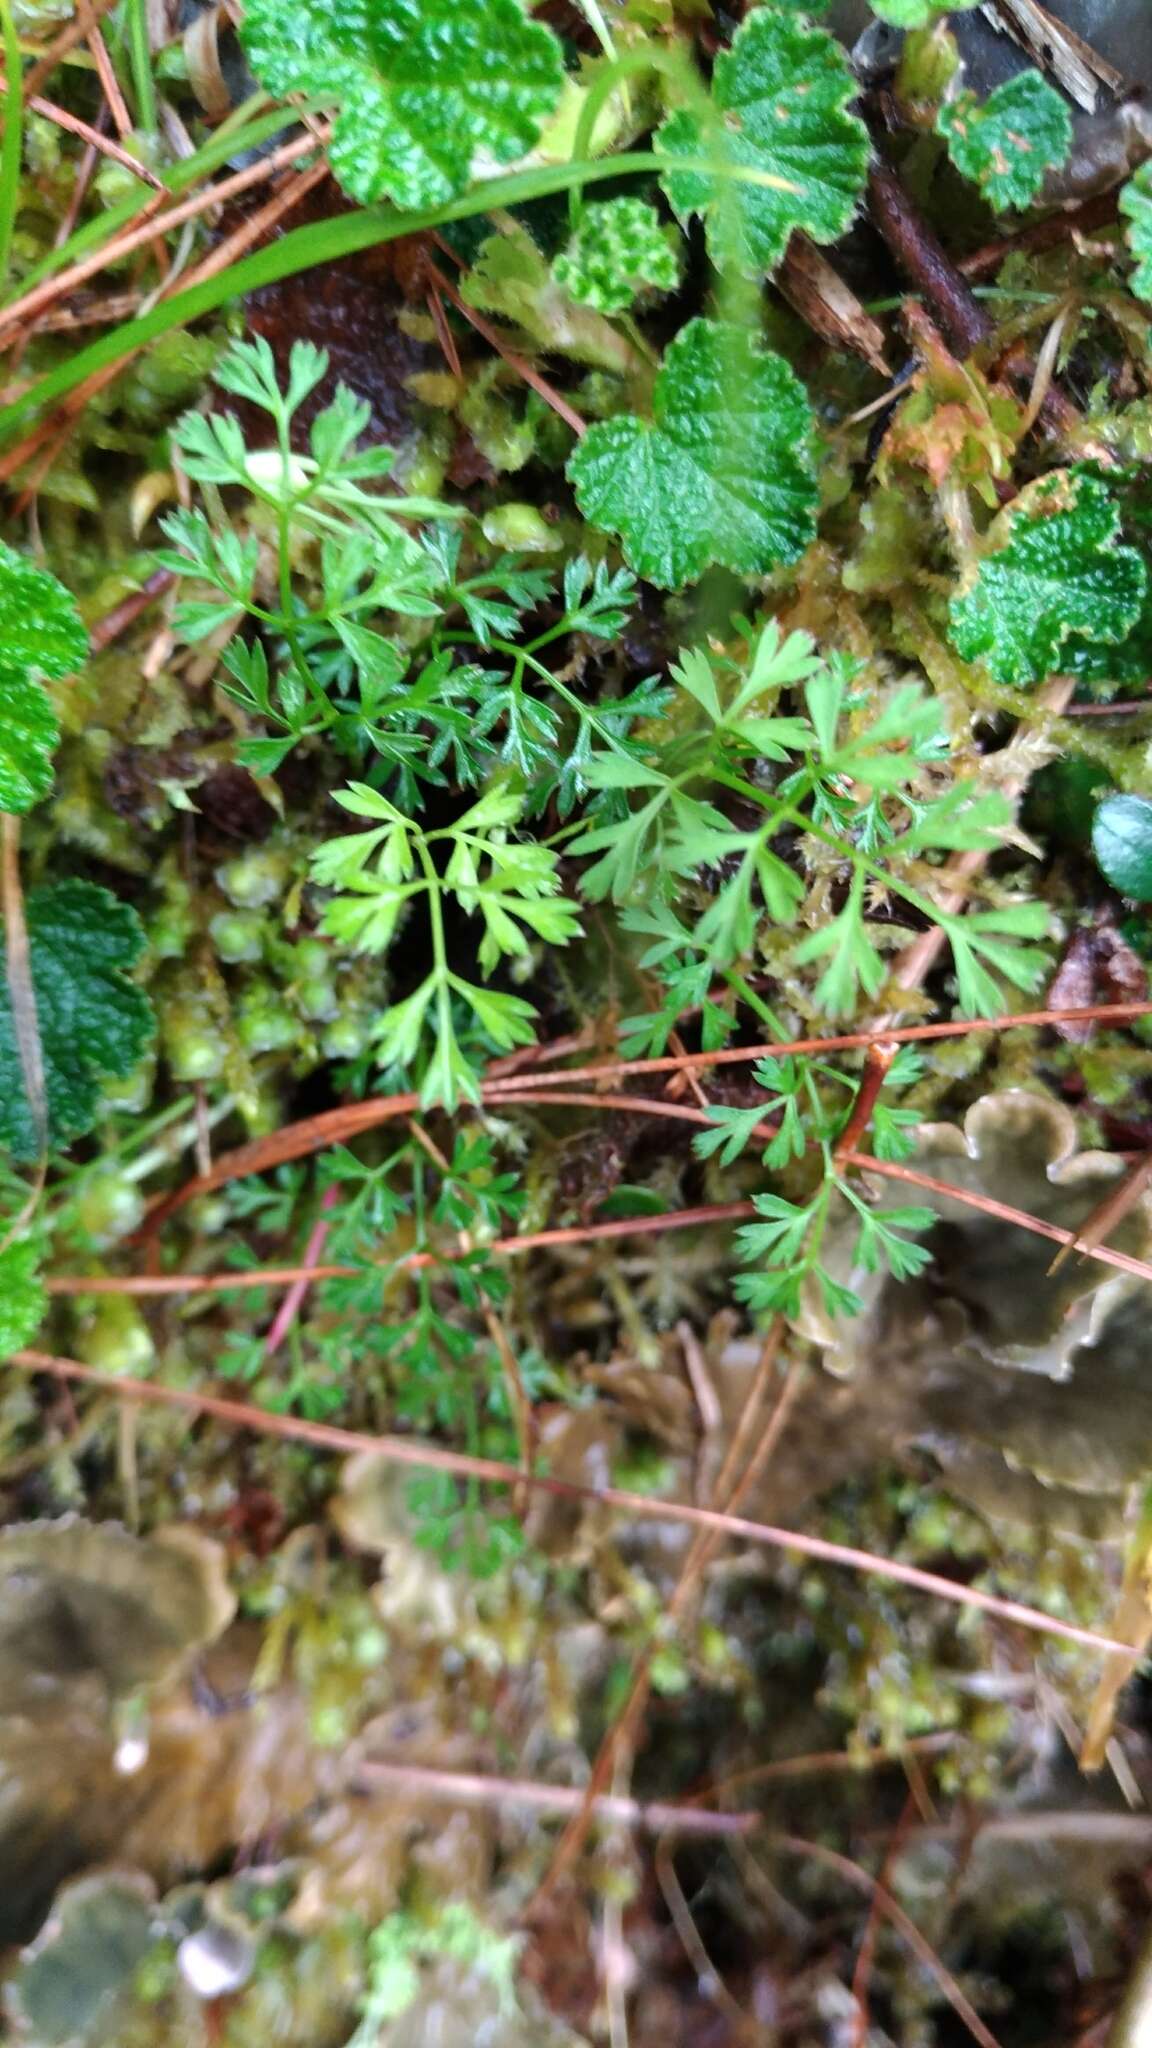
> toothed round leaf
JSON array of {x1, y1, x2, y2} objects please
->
[
  {"x1": 0, "y1": 881, "x2": 154, "y2": 1160},
  {"x1": 1121, "y1": 161, "x2": 1152, "y2": 301},
  {"x1": 0, "y1": 1241, "x2": 45, "y2": 1358},
  {"x1": 655, "y1": 9, "x2": 868, "y2": 277},
  {"x1": 948, "y1": 471, "x2": 1146, "y2": 686},
  {"x1": 240, "y1": 0, "x2": 564, "y2": 209},
  {"x1": 567, "y1": 318, "x2": 818, "y2": 590},
  {"x1": 938, "y1": 71, "x2": 1072, "y2": 213},
  {"x1": 0, "y1": 541, "x2": 88, "y2": 683},
  {"x1": 1092, "y1": 794, "x2": 1152, "y2": 902},
  {"x1": 0, "y1": 543, "x2": 85, "y2": 815},
  {"x1": 0, "y1": 665, "x2": 61, "y2": 814}
]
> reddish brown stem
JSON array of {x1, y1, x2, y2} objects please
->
[{"x1": 7, "y1": 1348, "x2": 1134, "y2": 1657}]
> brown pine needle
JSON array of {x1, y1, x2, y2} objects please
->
[
  {"x1": 7, "y1": 1348, "x2": 1134, "y2": 1658},
  {"x1": 356, "y1": 1761, "x2": 757, "y2": 1839},
  {"x1": 1046, "y1": 1149, "x2": 1152, "y2": 1276},
  {"x1": 771, "y1": 1833, "x2": 1005, "y2": 2048}
]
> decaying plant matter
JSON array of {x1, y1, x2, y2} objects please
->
[{"x1": 8, "y1": 0, "x2": 1152, "y2": 2040}]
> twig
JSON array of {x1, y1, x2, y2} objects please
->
[
  {"x1": 51, "y1": 1198, "x2": 763, "y2": 1295},
  {"x1": 8, "y1": 1346, "x2": 1135, "y2": 1655},
  {"x1": 851, "y1": 1794, "x2": 918, "y2": 2048},
  {"x1": 833, "y1": 1041, "x2": 896, "y2": 1163},
  {"x1": 867, "y1": 161, "x2": 990, "y2": 358},
  {"x1": 841, "y1": 1149, "x2": 1152, "y2": 1286},
  {"x1": 0, "y1": 127, "x2": 324, "y2": 348},
  {"x1": 23, "y1": 0, "x2": 120, "y2": 99},
  {"x1": 262, "y1": 1183, "x2": 340, "y2": 1361},
  {"x1": 779, "y1": 233, "x2": 891, "y2": 376},
  {"x1": 357, "y1": 1760, "x2": 757, "y2": 1838},
  {"x1": 3, "y1": 87, "x2": 165, "y2": 187},
  {"x1": 425, "y1": 259, "x2": 587, "y2": 438},
  {"x1": 771, "y1": 1834, "x2": 1004, "y2": 2048},
  {"x1": 89, "y1": 567, "x2": 175, "y2": 651},
  {"x1": 959, "y1": 190, "x2": 1120, "y2": 283},
  {"x1": 1047, "y1": 1149, "x2": 1152, "y2": 1274},
  {"x1": 77, "y1": 0, "x2": 131, "y2": 140},
  {"x1": 655, "y1": 1838, "x2": 747, "y2": 2025},
  {"x1": 408, "y1": 1117, "x2": 534, "y2": 1498},
  {"x1": 127, "y1": 1004, "x2": 1152, "y2": 1230}
]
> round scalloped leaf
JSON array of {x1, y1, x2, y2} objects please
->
[
  {"x1": 655, "y1": 9, "x2": 868, "y2": 277},
  {"x1": 937, "y1": 71, "x2": 1072, "y2": 212},
  {"x1": 0, "y1": 1240, "x2": 45, "y2": 1358},
  {"x1": 0, "y1": 665, "x2": 61, "y2": 815},
  {"x1": 1120, "y1": 161, "x2": 1152, "y2": 302},
  {"x1": 1092, "y1": 794, "x2": 1152, "y2": 902},
  {"x1": 240, "y1": 0, "x2": 564, "y2": 209},
  {"x1": 0, "y1": 542, "x2": 86, "y2": 815},
  {"x1": 566, "y1": 318, "x2": 818, "y2": 590},
  {"x1": 0, "y1": 540, "x2": 88, "y2": 684},
  {"x1": 947, "y1": 471, "x2": 1146, "y2": 685},
  {"x1": 0, "y1": 880, "x2": 154, "y2": 1160}
]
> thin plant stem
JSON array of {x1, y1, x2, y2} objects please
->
[
  {"x1": 0, "y1": 0, "x2": 24, "y2": 295},
  {"x1": 356, "y1": 1760, "x2": 757, "y2": 1838},
  {"x1": 123, "y1": 0, "x2": 156, "y2": 134},
  {"x1": 770, "y1": 1834, "x2": 1004, "y2": 2048},
  {"x1": 7, "y1": 1347, "x2": 1136, "y2": 1658}
]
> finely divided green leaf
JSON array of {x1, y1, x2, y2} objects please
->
[
  {"x1": 0, "y1": 881, "x2": 154, "y2": 1159},
  {"x1": 937, "y1": 71, "x2": 1071, "y2": 211},
  {"x1": 567, "y1": 317, "x2": 818, "y2": 589},
  {"x1": 948, "y1": 472, "x2": 1146, "y2": 685},
  {"x1": 655, "y1": 8, "x2": 868, "y2": 277},
  {"x1": 1092, "y1": 794, "x2": 1152, "y2": 902},
  {"x1": 0, "y1": 541, "x2": 87, "y2": 815},
  {"x1": 240, "y1": 0, "x2": 564, "y2": 209},
  {"x1": 0, "y1": 1240, "x2": 45, "y2": 1357}
]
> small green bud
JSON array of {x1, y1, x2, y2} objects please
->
[
  {"x1": 237, "y1": 992, "x2": 299, "y2": 1054},
  {"x1": 295, "y1": 977, "x2": 340, "y2": 1023},
  {"x1": 322, "y1": 1011, "x2": 372, "y2": 1059},
  {"x1": 293, "y1": 937, "x2": 330, "y2": 977},
  {"x1": 481, "y1": 503, "x2": 560, "y2": 553},
  {"x1": 210, "y1": 910, "x2": 266, "y2": 963},
  {"x1": 73, "y1": 1168, "x2": 145, "y2": 1247},
  {"x1": 76, "y1": 1293, "x2": 156, "y2": 1376},
  {"x1": 164, "y1": 994, "x2": 228, "y2": 1082},
  {"x1": 216, "y1": 846, "x2": 291, "y2": 909}
]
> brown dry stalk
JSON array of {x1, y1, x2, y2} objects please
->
[
  {"x1": 1047, "y1": 1149, "x2": 1152, "y2": 1275},
  {"x1": 771, "y1": 1834, "x2": 1004, "y2": 2048},
  {"x1": 840, "y1": 1150, "x2": 1152, "y2": 1285},
  {"x1": 14, "y1": 91, "x2": 165, "y2": 187},
  {"x1": 479, "y1": 1004, "x2": 1152, "y2": 1098},
  {"x1": 0, "y1": 127, "x2": 324, "y2": 350},
  {"x1": 0, "y1": 156, "x2": 330, "y2": 490},
  {"x1": 23, "y1": 0, "x2": 120, "y2": 100},
  {"x1": 7, "y1": 1348, "x2": 1134, "y2": 1658},
  {"x1": 535, "y1": 1323, "x2": 795, "y2": 1900},
  {"x1": 425, "y1": 260, "x2": 588, "y2": 438},
  {"x1": 407, "y1": 1117, "x2": 534, "y2": 1496},
  {"x1": 131, "y1": 1005, "x2": 1152, "y2": 1234},
  {"x1": 52, "y1": 1197, "x2": 763, "y2": 1295},
  {"x1": 76, "y1": 0, "x2": 131, "y2": 139},
  {"x1": 355, "y1": 1761, "x2": 758, "y2": 1839}
]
